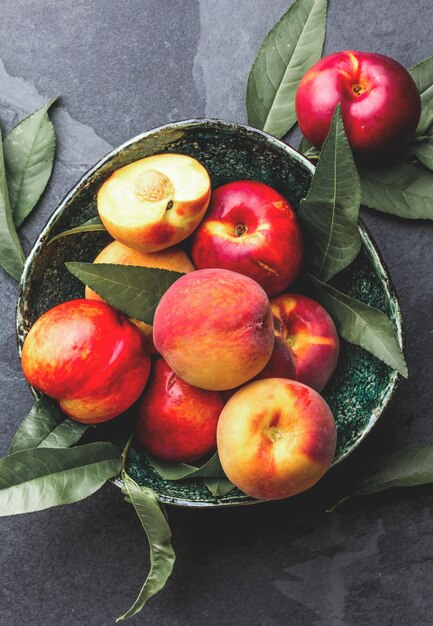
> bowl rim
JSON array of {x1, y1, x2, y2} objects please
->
[{"x1": 16, "y1": 117, "x2": 404, "y2": 508}]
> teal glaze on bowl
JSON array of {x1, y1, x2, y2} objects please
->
[{"x1": 17, "y1": 119, "x2": 404, "y2": 508}]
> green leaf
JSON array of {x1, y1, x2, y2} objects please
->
[
  {"x1": 0, "y1": 442, "x2": 121, "y2": 516},
  {"x1": 10, "y1": 396, "x2": 88, "y2": 453},
  {"x1": 0, "y1": 125, "x2": 25, "y2": 280},
  {"x1": 146, "y1": 451, "x2": 226, "y2": 481},
  {"x1": 246, "y1": 0, "x2": 327, "y2": 138},
  {"x1": 311, "y1": 275, "x2": 408, "y2": 377},
  {"x1": 66, "y1": 262, "x2": 185, "y2": 324},
  {"x1": 4, "y1": 98, "x2": 57, "y2": 227},
  {"x1": 405, "y1": 142, "x2": 433, "y2": 171},
  {"x1": 117, "y1": 474, "x2": 175, "y2": 622},
  {"x1": 409, "y1": 55, "x2": 433, "y2": 135},
  {"x1": 299, "y1": 106, "x2": 361, "y2": 282},
  {"x1": 360, "y1": 162, "x2": 433, "y2": 219},
  {"x1": 331, "y1": 446, "x2": 433, "y2": 510},
  {"x1": 49, "y1": 216, "x2": 106, "y2": 244},
  {"x1": 203, "y1": 477, "x2": 235, "y2": 497}
]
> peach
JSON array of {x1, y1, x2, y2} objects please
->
[
  {"x1": 153, "y1": 268, "x2": 275, "y2": 390},
  {"x1": 21, "y1": 299, "x2": 151, "y2": 423},
  {"x1": 259, "y1": 294, "x2": 339, "y2": 392},
  {"x1": 97, "y1": 153, "x2": 211, "y2": 252},
  {"x1": 217, "y1": 378, "x2": 336, "y2": 500},
  {"x1": 85, "y1": 240, "x2": 195, "y2": 351},
  {"x1": 136, "y1": 357, "x2": 224, "y2": 463}
]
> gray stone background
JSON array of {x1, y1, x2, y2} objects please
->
[{"x1": 1, "y1": 0, "x2": 433, "y2": 624}]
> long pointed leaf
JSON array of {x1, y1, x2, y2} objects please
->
[
  {"x1": 0, "y1": 443, "x2": 121, "y2": 516},
  {"x1": 0, "y1": 125, "x2": 25, "y2": 280},
  {"x1": 330, "y1": 445, "x2": 433, "y2": 510},
  {"x1": 246, "y1": 0, "x2": 327, "y2": 138},
  {"x1": 311, "y1": 275, "x2": 407, "y2": 377},
  {"x1": 4, "y1": 98, "x2": 57, "y2": 227},
  {"x1": 203, "y1": 478, "x2": 235, "y2": 497},
  {"x1": 117, "y1": 474, "x2": 175, "y2": 622},
  {"x1": 360, "y1": 162, "x2": 433, "y2": 219},
  {"x1": 49, "y1": 216, "x2": 106, "y2": 244},
  {"x1": 299, "y1": 105, "x2": 361, "y2": 281},
  {"x1": 66, "y1": 262, "x2": 185, "y2": 324},
  {"x1": 146, "y1": 451, "x2": 226, "y2": 481},
  {"x1": 405, "y1": 142, "x2": 433, "y2": 171},
  {"x1": 409, "y1": 55, "x2": 433, "y2": 135},
  {"x1": 10, "y1": 396, "x2": 88, "y2": 453}
]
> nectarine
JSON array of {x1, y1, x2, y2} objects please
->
[
  {"x1": 296, "y1": 51, "x2": 421, "y2": 160},
  {"x1": 21, "y1": 299, "x2": 151, "y2": 423},
  {"x1": 258, "y1": 293, "x2": 339, "y2": 391},
  {"x1": 136, "y1": 358, "x2": 224, "y2": 463},
  {"x1": 191, "y1": 180, "x2": 303, "y2": 296}
]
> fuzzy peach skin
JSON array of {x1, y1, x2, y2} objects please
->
[
  {"x1": 97, "y1": 153, "x2": 211, "y2": 253},
  {"x1": 153, "y1": 268, "x2": 275, "y2": 390},
  {"x1": 191, "y1": 180, "x2": 303, "y2": 296},
  {"x1": 258, "y1": 294, "x2": 339, "y2": 392},
  {"x1": 217, "y1": 378, "x2": 336, "y2": 500},
  {"x1": 21, "y1": 299, "x2": 151, "y2": 423},
  {"x1": 85, "y1": 240, "x2": 195, "y2": 351},
  {"x1": 136, "y1": 357, "x2": 224, "y2": 463}
]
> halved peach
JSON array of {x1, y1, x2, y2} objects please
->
[
  {"x1": 85, "y1": 240, "x2": 195, "y2": 351},
  {"x1": 97, "y1": 153, "x2": 211, "y2": 252}
]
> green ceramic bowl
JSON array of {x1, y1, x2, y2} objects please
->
[{"x1": 17, "y1": 119, "x2": 403, "y2": 508}]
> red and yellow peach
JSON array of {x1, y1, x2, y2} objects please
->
[
  {"x1": 153, "y1": 268, "x2": 275, "y2": 390},
  {"x1": 217, "y1": 378, "x2": 336, "y2": 500}
]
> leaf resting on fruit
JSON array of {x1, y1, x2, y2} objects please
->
[
  {"x1": 246, "y1": 0, "x2": 327, "y2": 138},
  {"x1": 311, "y1": 275, "x2": 407, "y2": 377},
  {"x1": 299, "y1": 105, "x2": 361, "y2": 282},
  {"x1": 66, "y1": 262, "x2": 185, "y2": 324}
]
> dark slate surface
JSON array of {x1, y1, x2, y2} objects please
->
[{"x1": 1, "y1": 1, "x2": 433, "y2": 624}]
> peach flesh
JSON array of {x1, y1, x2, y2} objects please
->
[{"x1": 97, "y1": 153, "x2": 211, "y2": 252}]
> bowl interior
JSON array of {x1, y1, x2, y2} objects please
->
[{"x1": 17, "y1": 119, "x2": 402, "y2": 507}]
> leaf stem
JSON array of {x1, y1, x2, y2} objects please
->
[{"x1": 121, "y1": 433, "x2": 134, "y2": 469}]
